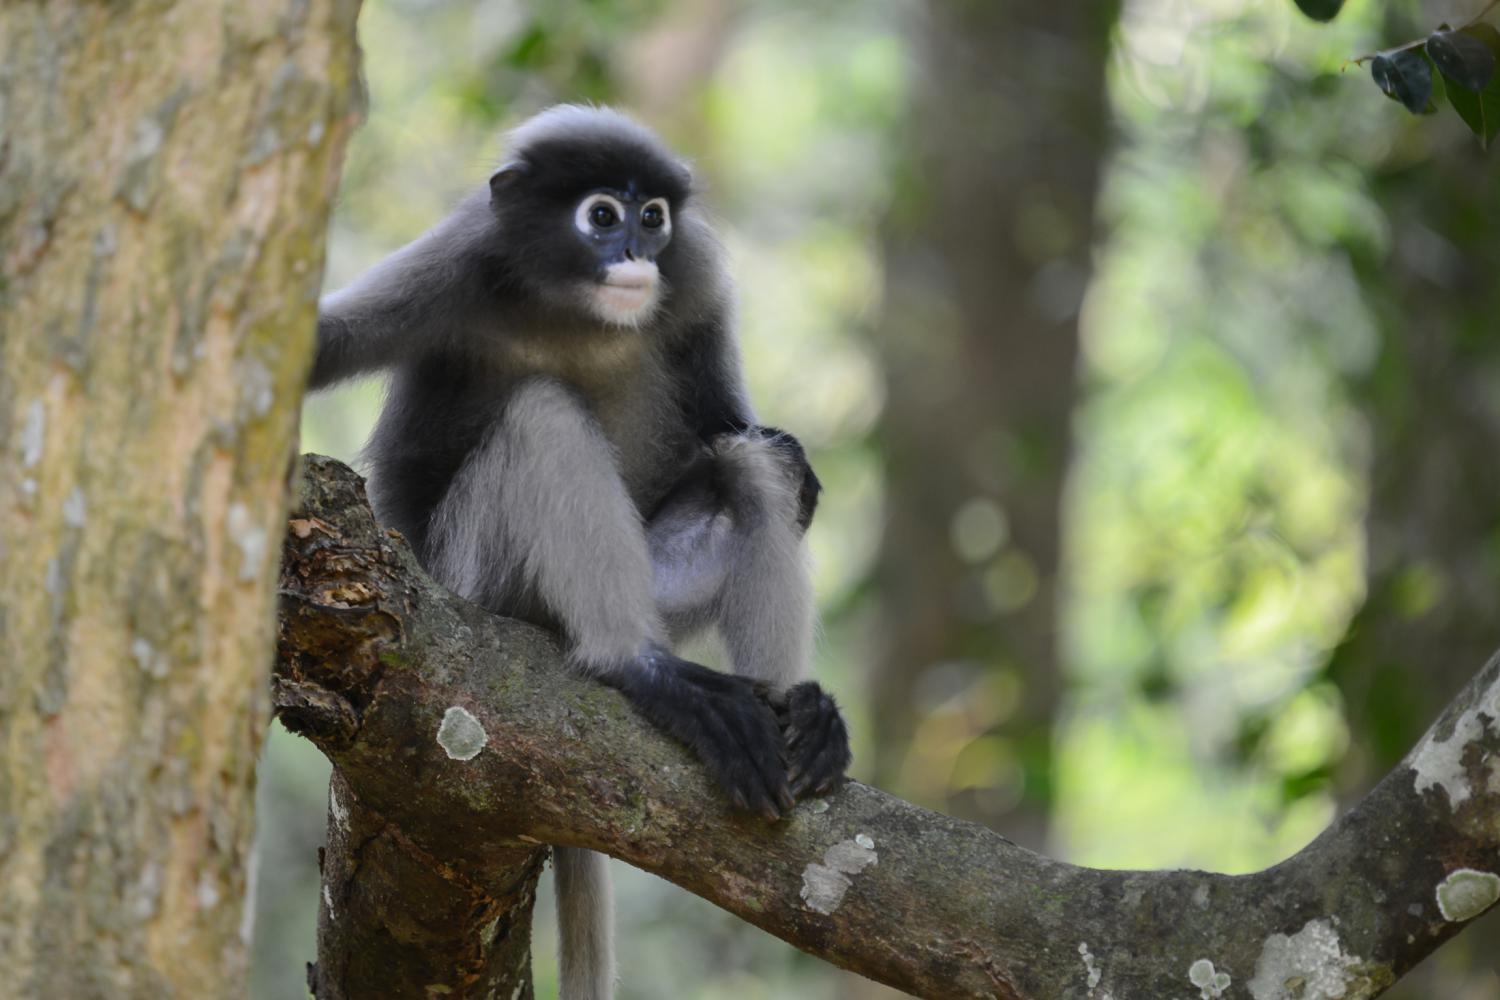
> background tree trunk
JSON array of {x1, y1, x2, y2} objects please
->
[
  {"x1": 0, "y1": 3, "x2": 362, "y2": 995},
  {"x1": 870, "y1": 0, "x2": 1118, "y2": 847}
]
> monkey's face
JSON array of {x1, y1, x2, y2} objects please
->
[
  {"x1": 489, "y1": 119, "x2": 692, "y2": 331},
  {"x1": 569, "y1": 189, "x2": 673, "y2": 327}
]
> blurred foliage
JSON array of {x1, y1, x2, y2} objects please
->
[
  {"x1": 1060, "y1": 0, "x2": 1385, "y2": 871},
  {"x1": 258, "y1": 0, "x2": 1500, "y2": 997}
]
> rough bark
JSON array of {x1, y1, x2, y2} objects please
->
[
  {"x1": 870, "y1": 0, "x2": 1116, "y2": 844},
  {"x1": 0, "y1": 3, "x2": 362, "y2": 996},
  {"x1": 278, "y1": 456, "x2": 1500, "y2": 1000}
]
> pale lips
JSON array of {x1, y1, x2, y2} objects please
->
[{"x1": 596, "y1": 260, "x2": 659, "y2": 320}]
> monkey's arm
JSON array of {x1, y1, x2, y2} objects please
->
[
  {"x1": 673, "y1": 322, "x2": 822, "y2": 529},
  {"x1": 310, "y1": 194, "x2": 491, "y2": 390}
]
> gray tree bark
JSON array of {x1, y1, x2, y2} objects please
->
[
  {"x1": 0, "y1": 2, "x2": 362, "y2": 995},
  {"x1": 279, "y1": 456, "x2": 1500, "y2": 1000}
]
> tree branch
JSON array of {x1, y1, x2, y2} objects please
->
[{"x1": 276, "y1": 456, "x2": 1500, "y2": 1000}]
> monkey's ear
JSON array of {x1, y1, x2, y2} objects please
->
[{"x1": 489, "y1": 159, "x2": 530, "y2": 199}]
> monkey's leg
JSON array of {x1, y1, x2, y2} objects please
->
[
  {"x1": 426, "y1": 378, "x2": 793, "y2": 819},
  {"x1": 648, "y1": 433, "x2": 852, "y2": 798}
]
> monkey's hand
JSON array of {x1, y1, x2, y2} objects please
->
[
  {"x1": 749, "y1": 426, "x2": 822, "y2": 532},
  {"x1": 772, "y1": 682, "x2": 852, "y2": 799},
  {"x1": 601, "y1": 649, "x2": 795, "y2": 821}
]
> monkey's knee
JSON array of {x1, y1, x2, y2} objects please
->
[{"x1": 704, "y1": 431, "x2": 814, "y2": 531}]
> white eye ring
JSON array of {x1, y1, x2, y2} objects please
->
[
  {"x1": 640, "y1": 198, "x2": 671, "y2": 235},
  {"x1": 575, "y1": 193, "x2": 626, "y2": 235}
]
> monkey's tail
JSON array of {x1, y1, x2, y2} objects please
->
[{"x1": 555, "y1": 846, "x2": 616, "y2": 1000}]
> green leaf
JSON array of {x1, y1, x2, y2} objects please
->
[
  {"x1": 1371, "y1": 48, "x2": 1433, "y2": 114},
  {"x1": 1445, "y1": 66, "x2": 1500, "y2": 147},
  {"x1": 1293, "y1": 0, "x2": 1345, "y2": 22},
  {"x1": 1461, "y1": 22, "x2": 1500, "y2": 60},
  {"x1": 1427, "y1": 29, "x2": 1496, "y2": 90},
  {"x1": 1425, "y1": 60, "x2": 1447, "y2": 115},
  {"x1": 1443, "y1": 24, "x2": 1500, "y2": 147}
]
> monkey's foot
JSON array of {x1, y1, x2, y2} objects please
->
[
  {"x1": 777, "y1": 681, "x2": 852, "y2": 799},
  {"x1": 603, "y1": 650, "x2": 795, "y2": 821}
]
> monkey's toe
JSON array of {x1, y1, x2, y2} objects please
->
[
  {"x1": 698, "y1": 685, "x2": 792, "y2": 821},
  {"x1": 606, "y1": 651, "x2": 792, "y2": 821},
  {"x1": 779, "y1": 681, "x2": 852, "y2": 799}
]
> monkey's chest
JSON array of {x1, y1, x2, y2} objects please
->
[{"x1": 588, "y1": 375, "x2": 697, "y2": 511}]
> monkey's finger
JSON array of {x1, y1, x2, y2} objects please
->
[
  {"x1": 715, "y1": 692, "x2": 787, "y2": 822},
  {"x1": 784, "y1": 723, "x2": 804, "y2": 753}
]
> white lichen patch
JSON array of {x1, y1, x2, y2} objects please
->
[
  {"x1": 1190, "y1": 958, "x2": 1231, "y2": 998},
  {"x1": 323, "y1": 883, "x2": 336, "y2": 920},
  {"x1": 227, "y1": 502, "x2": 268, "y2": 583},
  {"x1": 237, "y1": 356, "x2": 275, "y2": 418},
  {"x1": 62, "y1": 488, "x2": 86, "y2": 528},
  {"x1": 1247, "y1": 919, "x2": 1360, "y2": 1000},
  {"x1": 855, "y1": 833, "x2": 874, "y2": 850},
  {"x1": 1435, "y1": 868, "x2": 1500, "y2": 923},
  {"x1": 131, "y1": 862, "x2": 163, "y2": 919},
  {"x1": 130, "y1": 638, "x2": 169, "y2": 679},
  {"x1": 329, "y1": 785, "x2": 350, "y2": 831},
  {"x1": 20, "y1": 399, "x2": 45, "y2": 467},
  {"x1": 799, "y1": 837, "x2": 878, "y2": 915},
  {"x1": 1079, "y1": 942, "x2": 1102, "y2": 990},
  {"x1": 1410, "y1": 672, "x2": 1500, "y2": 809},
  {"x1": 437, "y1": 706, "x2": 488, "y2": 761},
  {"x1": 196, "y1": 871, "x2": 221, "y2": 911}
]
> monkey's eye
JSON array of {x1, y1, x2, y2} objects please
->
[
  {"x1": 589, "y1": 203, "x2": 619, "y2": 228},
  {"x1": 641, "y1": 199, "x2": 671, "y2": 233},
  {"x1": 575, "y1": 193, "x2": 627, "y2": 236}
]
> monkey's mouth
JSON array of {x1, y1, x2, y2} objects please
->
[{"x1": 593, "y1": 261, "x2": 660, "y2": 324}]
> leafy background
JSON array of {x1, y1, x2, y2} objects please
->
[{"x1": 253, "y1": 0, "x2": 1500, "y2": 997}]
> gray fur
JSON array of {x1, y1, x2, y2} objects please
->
[
  {"x1": 426, "y1": 378, "x2": 663, "y2": 668},
  {"x1": 555, "y1": 847, "x2": 615, "y2": 1000},
  {"x1": 706, "y1": 435, "x2": 815, "y2": 687}
]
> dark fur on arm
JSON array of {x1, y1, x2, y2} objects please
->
[
  {"x1": 310, "y1": 192, "x2": 494, "y2": 390},
  {"x1": 671, "y1": 321, "x2": 821, "y2": 530}
]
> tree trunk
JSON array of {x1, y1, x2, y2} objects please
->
[
  {"x1": 871, "y1": 0, "x2": 1117, "y2": 846},
  {"x1": 0, "y1": 3, "x2": 362, "y2": 995}
]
